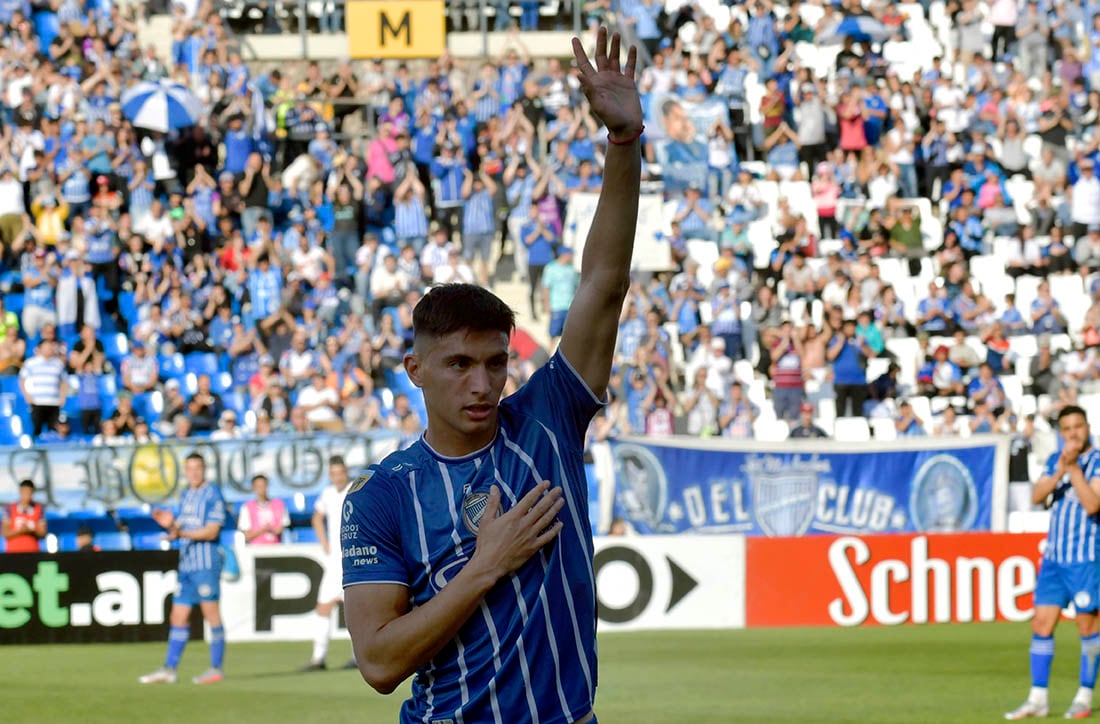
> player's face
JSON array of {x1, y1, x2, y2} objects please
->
[
  {"x1": 330, "y1": 463, "x2": 350, "y2": 491},
  {"x1": 407, "y1": 328, "x2": 510, "y2": 456},
  {"x1": 253, "y1": 477, "x2": 268, "y2": 500},
  {"x1": 18, "y1": 486, "x2": 33, "y2": 505},
  {"x1": 185, "y1": 458, "x2": 205, "y2": 488},
  {"x1": 1060, "y1": 412, "x2": 1090, "y2": 450}
]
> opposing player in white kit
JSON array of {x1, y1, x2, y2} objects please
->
[{"x1": 300, "y1": 456, "x2": 357, "y2": 671}]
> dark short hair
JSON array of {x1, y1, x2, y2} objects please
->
[
  {"x1": 413, "y1": 284, "x2": 515, "y2": 343},
  {"x1": 185, "y1": 452, "x2": 205, "y2": 465},
  {"x1": 251, "y1": 474, "x2": 267, "y2": 485},
  {"x1": 19, "y1": 479, "x2": 34, "y2": 489},
  {"x1": 1059, "y1": 405, "x2": 1088, "y2": 424},
  {"x1": 329, "y1": 455, "x2": 346, "y2": 468}
]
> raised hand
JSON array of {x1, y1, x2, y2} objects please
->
[
  {"x1": 472, "y1": 481, "x2": 565, "y2": 580},
  {"x1": 571, "y1": 27, "x2": 643, "y2": 141}
]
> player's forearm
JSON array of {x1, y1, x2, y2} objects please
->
[
  {"x1": 1068, "y1": 468, "x2": 1100, "y2": 514},
  {"x1": 357, "y1": 561, "x2": 498, "y2": 694},
  {"x1": 1033, "y1": 475, "x2": 1059, "y2": 505},
  {"x1": 579, "y1": 140, "x2": 640, "y2": 291}
]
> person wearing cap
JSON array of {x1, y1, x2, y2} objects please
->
[
  {"x1": 121, "y1": 337, "x2": 159, "y2": 395},
  {"x1": 789, "y1": 402, "x2": 829, "y2": 438},
  {"x1": 211, "y1": 409, "x2": 244, "y2": 441},
  {"x1": 2, "y1": 480, "x2": 47, "y2": 553},
  {"x1": 541, "y1": 245, "x2": 580, "y2": 343}
]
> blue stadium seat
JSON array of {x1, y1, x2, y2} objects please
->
[
  {"x1": 99, "y1": 314, "x2": 118, "y2": 335},
  {"x1": 98, "y1": 375, "x2": 119, "y2": 416},
  {"x1": 159, "y1": 353, "x2": 186, "y2": 381},
  {"x1": 120, "y1": 515, "x2": 164, "y2": 535},
  {"x1": 290, "y1": 527, "x2": 319, "y2": 544},
  {"x1": 130, "y1": 532, "x2": 165, "y2": 551},
  {"x1": 0, "y1": 376, "x2": 19, "y2": 396},
  {"x1": 284, "y1": 494, "x2": 317, "y2": 528},
  {"x1": 118, "y1": 291, "x2": 137, "y2": 325},
  {"x1": 132, "y1": 391, "x2": 163, "y2": 424},
  {"x1": 103, "y1": 333, "x2": 129, "y2": 365},
  {"x1": 63, "y1": 512, "x2": 119, "y2": 534},
  {"x1": 3, "y1": 292, "x2": 23, "y2": 316},
  {"x1": 57, "y1": 533, "x2": 79, "y2": 551},
  {"x1": 212, "y1": 371, "x2": 233, "y2": 395},
  {"x1": 184, "y1": 352, "x2": 219, "y2": 377},
  {"x1": 97, "y1": 532, "x2": 132, "y2": 551},
  {"x1": 0, "y1": 414, "x2": 23, "y2": 445},
  {"x1": 0, "y1": 535, "x2": 6, "y2": 553},
  {"x1": 115, "y1": 505, "x2": 151, "y2": 518}
]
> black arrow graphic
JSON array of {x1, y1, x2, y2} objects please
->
[{"x1": 665, "y1": 556, "x2": 698, "y2": 613}]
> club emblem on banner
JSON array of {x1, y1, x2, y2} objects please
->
[
  {"x1": 752, "y1": 472, "x2": 818, "y2": 537},
  {"x1": 909, "y1": 454, "x2": 978, "y2": 532},
  {"x1": 612, "y1": 444, "x2": 668, "y2": 530}
]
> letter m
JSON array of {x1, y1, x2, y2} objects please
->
[{"x1": 379, "y1": 10, "x2": 411, "y2": 47}]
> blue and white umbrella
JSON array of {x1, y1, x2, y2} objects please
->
[
  {"x1": 817, "y1": 16, "x2": 892, "y2": 45},
  {"x1": 120, "y1": 81, "x2": 202, "y2": 133}
]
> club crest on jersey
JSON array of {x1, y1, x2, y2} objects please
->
[
  {"x1": 347, "y1": 471, "x2": 373, "y2": 495},
  {"x1": 463, "y1": 492, "x2": 490, "y2": 534}
]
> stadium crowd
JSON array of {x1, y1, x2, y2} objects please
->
[{"x1": 0, "y1": 0, "x2": 1098, "y2": 462}]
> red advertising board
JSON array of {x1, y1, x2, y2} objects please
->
[{"x1": 745, "y1": 532, "x2": 1046, "y2": 627}]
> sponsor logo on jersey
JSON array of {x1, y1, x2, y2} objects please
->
[
  {"x1": 347, "y1": 471, "x2": 373, "y2": 495},
  {"x1": 342, "y1": 499, "x2": 354, "y2": 522}
]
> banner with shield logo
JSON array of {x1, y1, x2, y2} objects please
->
[{"x1": 609, "y1": 435, "x2": 1009, "y2": 536}]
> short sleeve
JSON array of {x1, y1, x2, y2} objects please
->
[
  {"x1": 314, "y1": 491, "x2": 327, "y2": 517},
  {"x1": 506, "y1": 351, "x2": 606, "y2": 447},
  {"x1": 1043, "y1": 452, "x2": 1060, "y2": 478},
  {"x1": 342, "y1": 471, "x2": 409, "y2": 588},
  {"x1": 237, "y1": 505, "x2": 253, "y2": 532}
]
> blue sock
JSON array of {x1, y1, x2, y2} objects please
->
[
  {"x1": 1081, "y1": 634, "x2": 1100, "y2": 688},
  {"x1": 165, "y1": 625, "x2": 190, "y2": 669},
  {"x1": 210, "y1": 626, "x2": 225, "y2": 670}
]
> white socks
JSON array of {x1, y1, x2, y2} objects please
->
[
  {"x1": 311, "y1": 613, "x2": 331, "y2": 664},
  {"x1": 1074, "y1": 686, "x2": 1093, "y2": 707},
  {"x1": 1029, "y1": 686, "x2": 1048, "y2": 705}
]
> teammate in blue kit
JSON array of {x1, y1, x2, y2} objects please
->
[
  {"x1": 1007, "y1": 406, "x2": 1100, "y2": 720},
  {"x1": 140, "y1": 453, "x2": 228, "y2": 685},
  {"x1": 342, "y1": 27, "x2": 642, "y2": 724}
]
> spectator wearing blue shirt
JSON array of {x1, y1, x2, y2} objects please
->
[
  {"x1": 429, "y1": 143, "x2": 466, "y2": 238},
  {"x1": 1031, "y1": 279, "x2": 1068, "y2": 334},
  {"x1": 22, "y1": 248, "x2": 58, "y2": 339},
  {"x1": 519, "y1": 205, "x2": 557, "y2": 320},
  {"x1": 948, "y1": 205, "x2": 986, "y2": 257},
  {"x1": 827, "y1": 318, "x2": 871, "y2": 417}
]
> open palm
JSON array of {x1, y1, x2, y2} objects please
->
[{"x1": 572, "y1": 28, "x2": 643, "y2": 139}]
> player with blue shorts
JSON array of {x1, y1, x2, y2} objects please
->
[
  {"x1": 1007, "y1": 406, "x2": 1100, "y2": 720},
  {"x1": 140, "y1": 453, "x2": 227, "y2": 685},
  {"x1": 342, "y1": 28, "x2": 642, "y2": 724}
]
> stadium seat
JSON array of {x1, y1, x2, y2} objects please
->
[
  {"x1": 159, "y1": 353, "x2": 186, "y2": 381},
  {"x1": 132, "y1": 390, "x2": 163, "y2": 424},
  {"x1": 753, "y1": 418, "x2": 789, "y2": 442},
  {"x1": 870, "y1": 418, "x2": 898, "y2": 441},
  {"x1": 56, "y1": 533, "x2": 79, "y2": 552},
  {"x1": 63, "y1": 511, "x2": 119, "y2": 534},
  {"x1": 285, "y1": 494, "x2": 318, "y2": 527},
  {"x1": 184, "y1": 352, "x2": 219, "y2": 377},
  {"x1": 212, "y1": 371, "x2": 233, "y2": 395},
  {"x1": 0, "y1": 414, "x2": 23, "y2": 445},
  {"x1": 120, "y1": 515, "x2": 164, "y2": 535},
  {"x1": 3, "y1": 292, "x2": 22, "y2": 316},
  {"x1": 290, "y1": 526, "x2": 319, "y2": 544},
  {"x1": 833, "y1": 417, "x2": 871, "y2": 442},
  {"x1": 97, "y1": 532, "x2": 132, "y2": 551},
  {"x1": 117, "y1": 291, "x2": 137, "y2": 324},
  {"x1": 103, "y1": 333, "x2": 129, "y2": 366},
  {"x1": 130, "y1": 532, "x2": 167, "y2": 550}
]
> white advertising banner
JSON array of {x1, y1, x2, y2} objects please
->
[
  {"x1": 220, "y1": 535, "x2": 748, "y2": 642},
  {"x1": 563, "y1": 192, "x2": 672, "y2": 273}
]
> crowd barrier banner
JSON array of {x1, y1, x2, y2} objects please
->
[
  {"x1": 610, "y1": 435, "x2": 1010, "y2": 536},
  {"x1": 0, "y1": 551, "x2": 182, "y2": 644},
  {"x1": 564, "y1": 192, "x2": 672, "y2": 273},
  {"x1": 0, "y1": 431, "x2": 401, "y2": 509},
  {"x1": 644, "y1": 92, "x2": 730, "y2": 193},
  {"x1": 744, "y1": 532, "x2": 1045, "y2": 627}
]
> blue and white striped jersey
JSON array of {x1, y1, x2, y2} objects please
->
[
  {"x1": 178, "y1": 483, "x2": 226, "y2": 573},
  {"x1": 1042, "y1": 448, "x2": 1100, "y2": 564},
  {"x1": 343, "y1": 351, "x2": 603, "y2": 724}
]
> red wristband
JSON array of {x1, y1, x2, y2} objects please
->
[{"x1": 608, "y1": 125, "x2": 645, "y2": 146}]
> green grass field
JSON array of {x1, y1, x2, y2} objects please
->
[{"x1": 2, "y1": 622, "x2": 1084, "y2": 723}]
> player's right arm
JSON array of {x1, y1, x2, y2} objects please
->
[
  {"x1": 345, "y1": 482, "x2": 564, "y2": 694},
  {"x1": 1033, "y1": 452, "x2": 1064, "y2": 506}
]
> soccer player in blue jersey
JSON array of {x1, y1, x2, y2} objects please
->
[
  {"x1": 1007, "y1": 406, "x2": 1100, "y2": 720},
  {"x1": 342, "y1": 27, "x2": 642, "y2": 724},
  {"x1": 140, "y1": 453, "x2": 228, "y2": 685}
]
